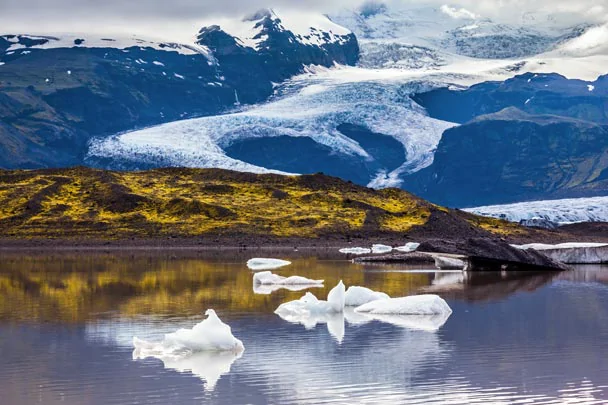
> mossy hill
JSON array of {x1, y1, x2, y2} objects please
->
[{"x1": 0, "y1": 167, "x2": 533, "y2": 241}]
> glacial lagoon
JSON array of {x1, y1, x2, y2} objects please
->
[{"x1": 0, "y1": 250, "x2": 606, "y2": 404}]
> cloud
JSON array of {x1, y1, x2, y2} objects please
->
[
  {"x1": 0, "y1": 0, "x2": 606, "y2": 40},
  {"x1": 439, "y1": 5, "x2": 478, "y2": 19}
]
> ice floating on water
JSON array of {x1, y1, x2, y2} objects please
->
[
  {"x1": 253, "y1": 271, "x2": 323, "y2": 286},
  {"x1": 344, "y1": 286, "x2": 390, "y2": 307},
  {"x1": 132, "y1": 309, "x2": 244, "y2": 355},
  {"x1": 275, "y1": 281, "x2": 346, "y2": 317},
  {"x1": 372, "y1": 244, "x2": 393, "y2": 254},
  {"x1": 394, "y1": 242, "x2": 420, "y2": 253},
  {"x1": 356, "y1": 312, "x2": 452, "y2": 332},
  {"x1": 355, "y1": 295, "x2": 452, "y2": 316},
  {"x1": 339, "y1": 247, "x2": 372, "y2": 255},
  {"x1": 254, "y1": 283, "x2": 323, "y2": 295},
  {"x1": 247, "y1": 258, "x2": 292, "y2": 271}
]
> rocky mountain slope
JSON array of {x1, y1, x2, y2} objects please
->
[
  {"x1": 0, "y1": 11, "x2": 358, "y2": 168},
  {"x1": 407, "y1": 74, "x2": 608, "y2": 206}
]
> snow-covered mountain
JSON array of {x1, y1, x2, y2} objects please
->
[
  {"x1": 466, "y1": 196, "x2": 608, "y2": 225},
  {"x1": 2, "y1": 4, "x2": 608, "y2": 208}
]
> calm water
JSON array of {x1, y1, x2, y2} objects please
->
[{"x1": 0, "y1": 250, "x2": 607, "y2": 405}]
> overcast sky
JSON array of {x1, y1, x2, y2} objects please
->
[{"x1": 1, "y1": 0, "x2": 606, "y2": 40}]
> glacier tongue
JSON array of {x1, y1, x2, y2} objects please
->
[{"x1": 465, "y1": 196, "x2": 608, "y2": 224}]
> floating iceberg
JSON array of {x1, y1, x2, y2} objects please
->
[
  {"x1": 275, "y1": 281, "x2": 346, "y2": 317},
  {"x1": 394, "y1": 242, "x2": 420, "y2": 252},
  {"x1": 372, "y1": 244, "x2": 393, "y2": 254},
  {"x1": 339, "y1": 247, "x2": 372, "y2": 255},
  {"x1": 247, "y1": 258, "x2": 292, "y2": 271},
  {"x1": 254, "y1": 283, "x2": 323, "y2": 295},
  {"x1": 355, "y1": 295, "x2": 452, "y2": 316},
  {"x1": 253, "y1": 271, "x2": 323, "y2": 286},
  {"x1": 344, "y1": 286, "x2": 390, "y2": 307},
  {"x1": 132, "y1": 309, "x2": 244, "y2": 356}
]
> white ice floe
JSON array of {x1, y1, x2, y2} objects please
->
[
  {"x1": 394, "y1": 242, "x2": 420, "y2": 253},
  {"x1": 246, "y1": 258, "x2": 292, "y2": 271},
  {"x1": 253, "y1": 271, "x2": 323, "y2": 286},
  {"x1": 132, "y1": 309, "x2": 244, "y2": 356},
  {"x1": 344, "y1": 286, "x2": 390, "y2": 307},
  {"x1": 275, "y1": 281, "x2": 346, "y2": 317},
  {"x1": 433, "y1": 256, "x2": 466, "y2": 270},
  {"x1": 372, "y1": 244, "x2": 393, "y2": 254},
  {"x1": 355, "y1": 294, "x2": 452, "y2": 316},
  {"x1": 339, "y1": 247, "x2": 372, "y2": 255},
  {"x1": 254, "y1": 283, "x2": 323, "y2": 295}
]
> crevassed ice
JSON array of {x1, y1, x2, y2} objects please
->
[
  {"x1": 465, "y1": 196, "x2": 608, "y2": 224},
  {"x1": 87, "y1": 78, "x2": 455, "y2": 187}
]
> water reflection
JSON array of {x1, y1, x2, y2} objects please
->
[{"x1": 0, "y1": 253, "x2": 607, "y2": 404}]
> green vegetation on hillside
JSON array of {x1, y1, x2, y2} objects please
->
[{"x1": 0, "y1": 167, "x2": 520, "y2": 240}]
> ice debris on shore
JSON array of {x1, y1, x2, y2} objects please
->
[
  {"x1": 339, "y1": 247, "x2": 372, "y2": 255},
  {"x1": 344, "y1": 286, "x2": 390, "y2": 307},
  {"x1": 340, "y1": 242, "x2": 420, "y2": 255},
  {"x1": 132, "y1": 309, "x2": 244, "y2": 356},
  {"x1": 253, "y1": 271, "x2": 324, "y2": 286},
  {"x1": 394, "y1": 242, "x2": 420, "y2": 253},
  {"x1": 372, "y1": 244, "x2": 393, "y2": 254},
  {"x1": 247, "y1": 258, "x2": 292, "y2": 271},
  {"x1": 355, "y1": 295, "x2": 453, "y2": 316}
]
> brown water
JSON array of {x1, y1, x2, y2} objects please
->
[{"x1": 0, "y1": 250, "x2": 606, "y2": 404}]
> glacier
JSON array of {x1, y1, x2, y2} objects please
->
[
  {"x1": 465, "y1": 196, "x2": 608, "y2": 224},
  {"x1": 84, "y1": 4, "x2": 608, "y2": 188}
]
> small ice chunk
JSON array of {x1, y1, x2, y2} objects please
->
[
  {"x1": 355, "y1": 294, "x2": 452, "y2": 316},
  {"x1": 327, "y1": 280, "x2": 345, "y2": 312},
  {"x1": 174, "y1": 73, "x2": 185, "y2": 79},
  {"x1": 254, "y1": 283, "x2": 322, "y2": 295},
  {"x1": 253, "y1": 271, "x2": 323, "y2": 286},
  {"x1": 275, "y1": 281, "x2": 346, "y2": 317},
  {"x1": 588, "y1": 85, "x2": 595, "y2": 92},
  {"x1": 153, "y1": 61, "x2": 165, "y2": 66},
  {"x1": 132, "y1": 309, "x2": 244, "y2": 355},
  {"x1": 247, "y1": 258, "x2": 292, "y2": 271},
  {"x1": 67, "y1": 70, "x2": 71, "y2": 75},
  {"x1": 344, "y1": 286, "x2": 389, "y2": 307},
  {"x1": 372, "y1": 244, "x2": 393, "y2": 254},
  {"x1": 394, "y1": 242, "x2": 420, "y2": 253},
  {"x1": 0, "y1": 62, "x2": 5, "y2": 66},
  {"x1": 339, "y1": 247, "x2": 372, "y2": 255}
]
